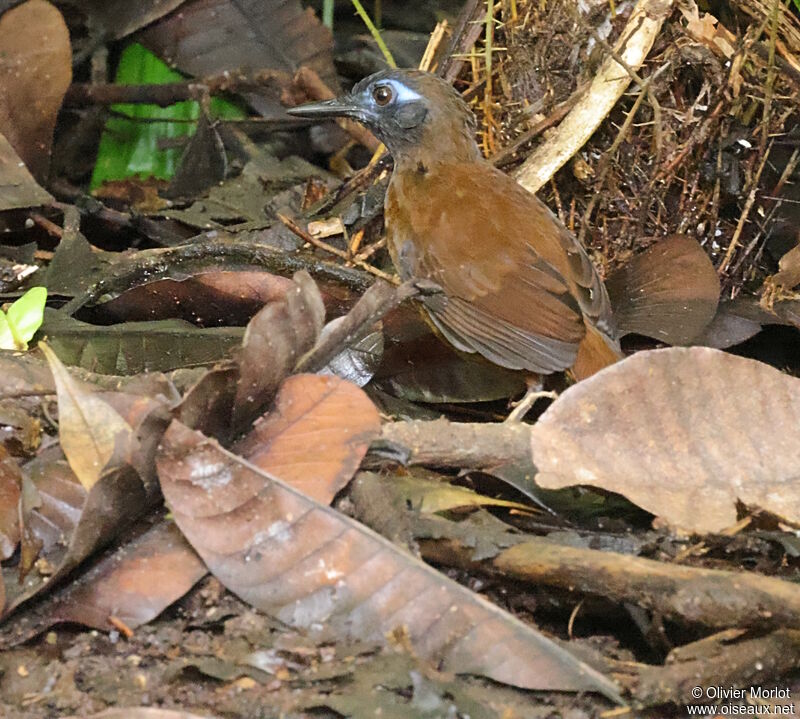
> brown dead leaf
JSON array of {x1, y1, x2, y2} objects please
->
[
  {"x1": 681, "y1": 4, "x2": 738, "y2": 59},
  {"x1": 606, "y1": 235, "x2": 721, "y2": 345},
  {"x1": 40, "y1": 342, "x2": 132, "y2": 490},
  {"x1": 1, "y1": 446, "x2": 153, "y2": 619},
  {"x1": 46, "y1": 518, "x2": 206, "y2": 631},
  {"x1": 0, "y1": 386, "x2": 167, "y2": 620},
  {"x1": 232, "y1": 270, "x2": 325, "y2": 432},
  {"x1": 139, "y1": 0, "x2": 338, "y2": 114},
  {"x1": 531, "y1": 347, "x2": 800, "y2": 533},
  {"x1": 0, "y1": 0, "x2": 72, "y2": 179},
  {"x1": 0, "y1": 446, "x2": 22, "y2": 559},
  {"x1": 100, "y1": 270, "x2": 296, "y2": 325},
  {"x1": 235, "y1": 374, "x2": 380, "y2": 504},
  {"x1": 156, "y1": 420, "x2": 622, "y2": 700}
]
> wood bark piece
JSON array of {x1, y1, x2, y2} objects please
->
[
  {"x1": 421, "y1": 535, "x2": 800, "y2": 632},
  {"x1": 631, "y1": 630, "x2": 800, "y2": 706},
  {"x1": 514, "y1": 0, "x2": 674, "y2": 194},
  {"x1": 374, "y1": 418, "x2": 531, "y2": 469}
]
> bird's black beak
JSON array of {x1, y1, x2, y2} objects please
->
[{"x1": 286, "y1": 97, "x2": 364, "y2": 120}]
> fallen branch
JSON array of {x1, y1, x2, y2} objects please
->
[
  {"x1": 372, "y1": 419, "x2": 531, "y2": 468},
  {"x1": 420, "y1": 534, "x2": 800, "y2": 632},
  {"x1": 629, "y1": 629, "x2": 800, "y2": 705},
  {"x1": 65, "y1": 69, "x2": 293, "y2": 108}
]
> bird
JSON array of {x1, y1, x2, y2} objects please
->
[{"x1": 287, "y1": 70, "x2": 713, "y2": 379}]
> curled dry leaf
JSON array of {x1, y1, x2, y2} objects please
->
[
  {"x1": 40, "y1": 342, "x2": 132, "y2": 490},
  {"x1": 100, "y1": 270, "x2": 295, "y2": 324},
  {"x1": 232, "y1": 270, "x2": 325, "y2": 432},
  {"x1": 0, "y1": 0, "x2": 72, "y2": 179},
  {"x1": 235, "y1": 374, "x2": 380, "y2": 504},
  {"x1": 156, "y1": 420, "x2": 622, "y2": 700},
  {"x1": 531, "y1": 347, "x2": 800, "y2": 533}
]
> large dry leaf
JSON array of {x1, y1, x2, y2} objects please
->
[
  {"x1": 233, "y1": 270, "x2": 325, "y2": 432},
  {"x1": 531, "y1": 347, "x2": 800, "y2": 533},
  {"x1": 0, "y1": 0, "x2": 72, "y2": 179},
  {"x1": 40, "y1": 342, "x2": 132, "y2": 490},
  {"x1": 606, "y1": 235, "x2": 721, "y2": 345},
  {"x1": 139, "y1": 0, "x2": 338, "y2": 114},
  {"x1": 156, "y1": 420, "x2": 622, "y2": 700},
  {"x1": 235, "y1": 374, "x2": 380, "y2": 504},
  {"x1": 100, "y1": 271, "x2": 295, "y2": 324}
]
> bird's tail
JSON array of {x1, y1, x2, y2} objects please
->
[
  {"x1": 606, "y1": 234, "x2": 720, "y2": 345},
  {"x1": 570, "y1": 235, "x2": 720, "y2": 381}
]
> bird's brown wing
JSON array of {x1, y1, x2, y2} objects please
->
[{"x1": 386, "y1": 162, "x2": 613, "y2": 373}]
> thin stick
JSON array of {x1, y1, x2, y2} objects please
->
[
  {"x1": 350, "y1": 0, "x2": 396, "y2": 68},
  {"x1": 718, "y1": 141, "x2": 773, "y2": 275},
  {"x1": 277, "y1": 214, "x2": 398, "y2": 284}
]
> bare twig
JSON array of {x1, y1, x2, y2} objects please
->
[
  {"x1": 277, "y1": 213, "x2": 398, "y2": 284},
  {"x1": 718, "y1": 140, "x2": 773, "y2": 275},
  {"x1": 65, "y1": 69, "x2": 292, "y2": 108}
]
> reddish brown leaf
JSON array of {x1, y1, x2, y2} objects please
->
[
  {"x1": 606, "y1": 235, "x2": 721, "y2": 345},
  {"x1": 156, "y1": 420, "x2": 622, "y2": 699},
  {"x1": 531, "y1": 347, "x2": 800, "y2": 533},
  {"x1": 0, "y1": 446, "x2": 22, "y2": 560},
  {"x1": 232, "y1": 270, "x2": 325, "y2": 432},
  {"x1": 235, "y1": 374, "x2": 381, "y2": 504},
  {"x1": 47, "y1": 518, "x2": 206, "y2": 631},
  {"x1": 0, "y1": 0, "x2": 72, "y2": 179}
]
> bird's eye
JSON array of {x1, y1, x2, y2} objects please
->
[{"x1": 372, "y1": 85, "x2": 393, "y2": 106}]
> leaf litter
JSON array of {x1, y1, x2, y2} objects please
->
[{"x1": 2, "y1": 0, "x2": 800, "y2": 716}]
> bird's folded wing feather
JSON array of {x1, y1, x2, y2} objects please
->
[{"x1": 388, "y1": 162, "x2": 611, "y2": 373}]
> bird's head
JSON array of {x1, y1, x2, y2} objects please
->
[{"x1": 287, "y1": 69, "x2": 480, "y2": 164}]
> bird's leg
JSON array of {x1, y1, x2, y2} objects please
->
[{"x1": 505, "y1": 375, "x2": 557, "y2": 423}]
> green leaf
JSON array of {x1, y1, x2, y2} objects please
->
[
  {"x1": 90, "y1": 43, "x2": 246, "y2": 189},
  {"x1": 0, "y1": 286, "x2": 47, "y2": 351}
]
